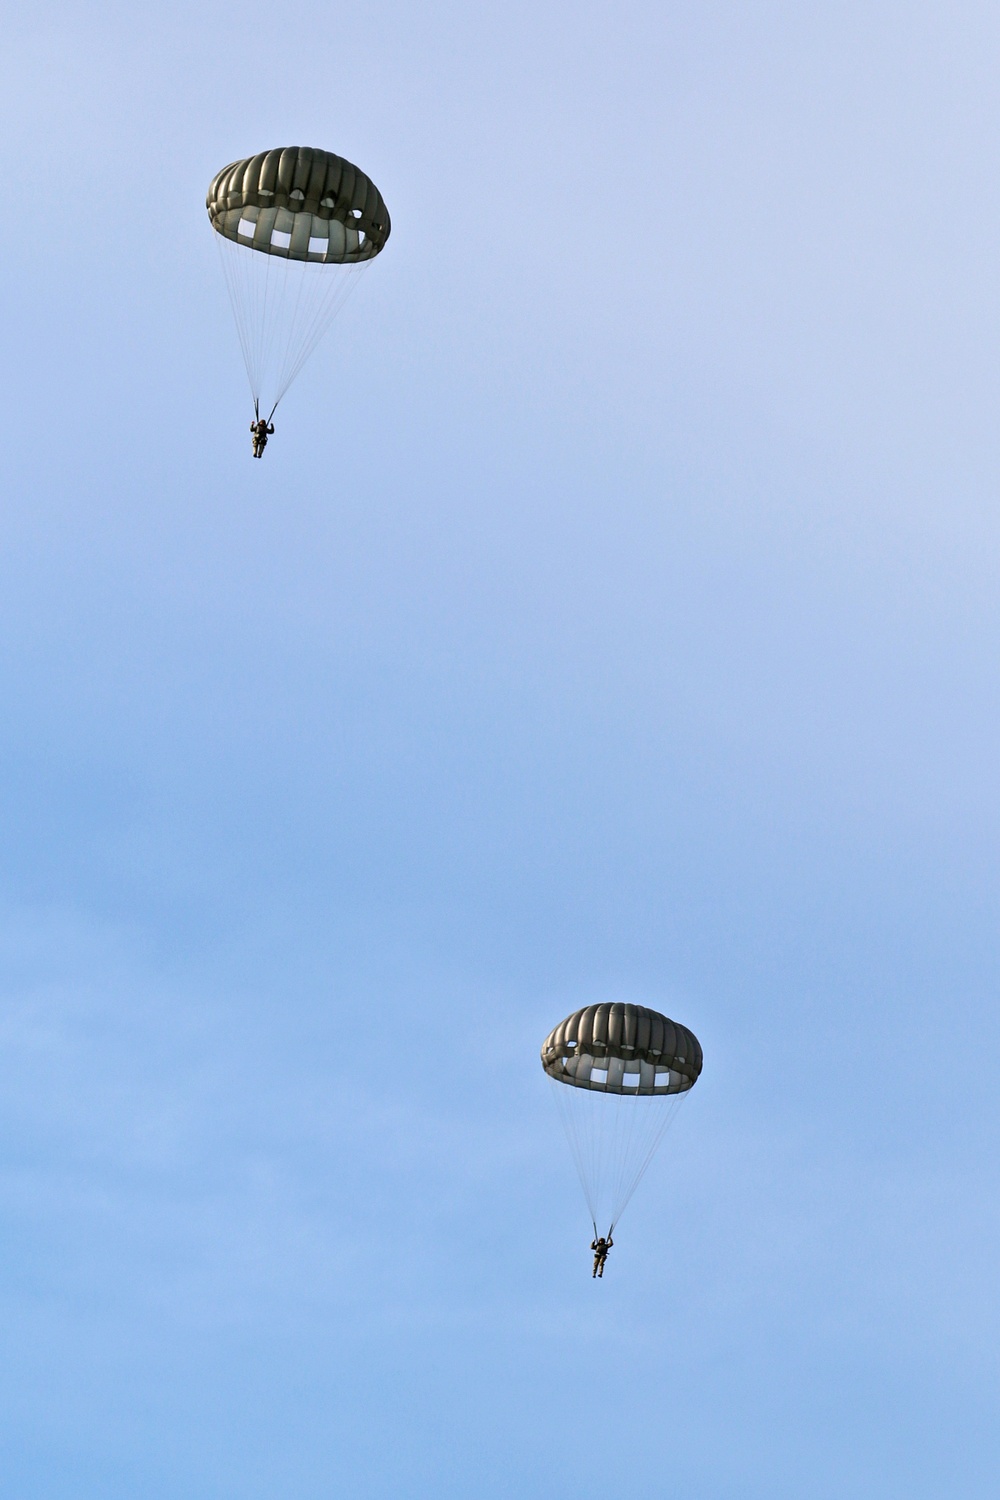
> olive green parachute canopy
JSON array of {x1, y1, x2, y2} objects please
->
[
  {"x1": 542, "y1": 1003, "x2": 703, "y2": 1236},
  {"x1": 207, "y1": 147, "x2": 390, "y2": 264},
  {"x1": 541, "y1": 1003, "x2": 703, "y2": 1096},
  {"x1": 208, "y1": 146, "x2": 390, "y2": 421}
]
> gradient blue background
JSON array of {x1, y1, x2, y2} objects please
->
[{"x1": 1, "y1": 2, "x2": 998, "y2": 1495}]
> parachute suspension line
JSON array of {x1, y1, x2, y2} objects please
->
[
  {"x1": 215, "y1": 230, "x2": 285, "y2": 403},
  {"x1": 258, "y1": 246, "x2": 293, "y2": 402},
  {"x1": 270, "y1": 248, "x2": 312, "y2": 408},
  {"x1": 608, "y1": 1093, "x2": 686, "y2": 1235},
  {"x1": 552, "y1": 1078, "x2": 601, "y2": 1234},
  {"x1": 551, "y1": 1080, "x2": 690, "y2": 1237},
  {"x1": 215, "y1": 232, "x2": 259, "y2": 401},
  {"x1": 214, "y1": 233, "x2": 371, "y2": 417},
  {"x1": 270, "y1": 259, "x2": 370, "y2": 411}
]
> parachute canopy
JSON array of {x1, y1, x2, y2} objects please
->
[
  {"x1": 207, "y1": 147, "x2": 390, "y2": 421},
  {"x1": 207, "y1": 147, "x2": 390, "y2": 263},
  {"x1": 541, "y1": 1003, "x2": 703, "y2": 1237},
  {"x1": 541, "y1": 1003, "x2": 702, "y2": 1096}
]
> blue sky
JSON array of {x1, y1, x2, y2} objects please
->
[{"x1": 2, "y1": 1, "x2": 999, "y2": 1495}]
